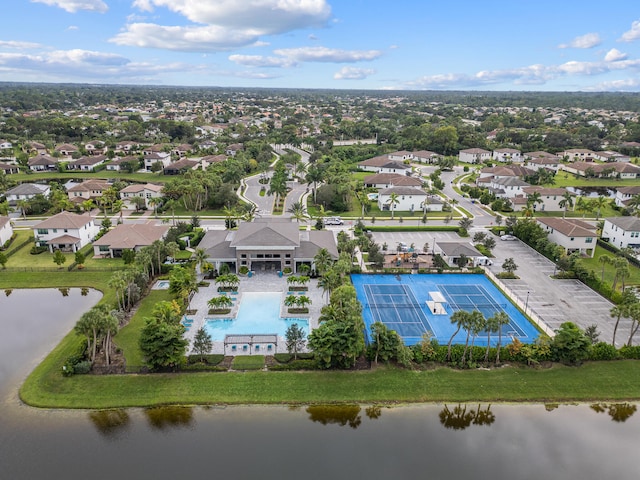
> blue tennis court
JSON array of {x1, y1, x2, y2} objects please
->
[{"x1": 351, "y1": 274, "x2": 539, "y2": 347}]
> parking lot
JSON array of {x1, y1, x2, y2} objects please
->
[{"x1": 369, "y1": 229, "x2": 632, "y2": 346}]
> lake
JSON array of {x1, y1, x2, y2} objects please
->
[{"x1": 1, "y1": 289, "x2": 639, "y2": 480}]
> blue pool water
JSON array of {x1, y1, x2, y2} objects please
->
[
  {"x1": 351, "y1": 274, "x2": 539, "y2": 347},
  {"x1": 204, "y1": 291, "x2": 309, "y2": 341}
]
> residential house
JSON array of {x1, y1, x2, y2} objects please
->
[
  {"x1": 433, "y1": 241, "x2": 485, "y2": 267},
  {"x1": 562, "y1": 149, "x2": 596, "y2": 162},
  {"x1": 119, "y1": 183, "x2": 164, "y2": 209},
  {"x1": 458, "y1": 148, "x2": 491, "y2": 164},
  {"x1": 536, "y1": 218, "x2": 597, "y2": 257},
  {"x1": 143, "y1": 144, "x2": 170, "y2": 156},
  {"x1": 525, "y1": 156, "x2": 561, "y2": 172},
  {"x1": 492, "y1": 148, "x2": 522, "y2": 163},
  {"x1": 201, "y1": 154, "x2": 227, "y2": 169},
  {"x1": 0, "y1": 163, "x2": 20, "y2": 175},
  {"x1": 358, "y1": 155, "x2": 411, "y2": 174},
  {"x1": 199, "y1": 218, "x2": 338, "y2": 274},
  {"x1": 0, "y1": 140, "x2": 13, "y2": 150},
  {"x1": 412, "y1": 150, "x2": 442, "y2": 164},
  {"x1": 92, "y1": 224, "x2": 170, "y2": 258},
  {"x1": 488, "y1": 176, "x2": 530, "y2": 198},
  {"x1": 28, "y1": 154, "x2": 58, "y2": 171},
  {"x1": 163, "y1": 158, "x2": 200, "y2": 175},
  {"x1": 519, "y1": 187, "x2": 575, "y2": 212},
  {"x1": 172, "y1": 144, "x2": 192, "y2": 158},
  {"x1": 0, "y1": 216, "x2": 14, "y2": 246},
  {"x1": 67, "y1": 180, "x2": 110, "y2": 204},
  {"x1": 602, "y1": 217, "x2": 640, "y2": 250},
  {"x1": 377, "y1": 187, "x2": 438, "y2": 213},
  {"x1": 593, "y1": 151, "x2": 630, "y2": 163},
  {"x1": 54, "y1": 143, "x2": 78, "y2": 159},
  {"x1": 4, "y1": 183, "x2": 50, "y2": 205},
  {"x1": 524, "y1": 151, "x2": 559, "y2": 161},
  {"x1": 363, "y1": 173, "x2": 423, "y2": 189},
  {"x1": 388, "y1": 151, "x2": 415, "y2": 161},
  {"x1": 115, "y1": 141, "x2": 141, "y2": 153},
  {"x1": 106, "y1": 155, "x2": 140, "y2": 172},
  {"x1": 66, "y1": 155, "x2": 107, "y2": 172},
  {"x1": 143, "y1": 151, "x2": 171, "y2": 171},
  {"x1": 84, "y1": 141, "x2": 107, "y2": 156},
  {"x1": 226, "y1": 143, "x2": 244, "y2": 156},
  {"x1": 614, "y1": 186, "x2": 640, "y2": 208},
  {"x1": 561, "y1": 161, "x2": 640, "y2": 179},
  {"x1": 26, "y1": 142, "x2": 48, "y2": 155},
  {"x1": 33, "y1": 212, "x2": 99, "y2": 253}
]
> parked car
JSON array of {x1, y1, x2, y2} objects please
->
[
  {"x1": 500, "y1": 234, "x2": 517, "y2": 241},
  {"x1": 323, "y1": 217, "x2": 344, "y2": 225}
]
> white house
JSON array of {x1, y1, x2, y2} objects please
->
[
  {"x1": 358, "y1": 155, "x2": 411, "y2": 174},
  {"x1": 67, "y1": 180, "x2": 110, "y2": 203},
  {"x1": 412, "y1": 150, "x2": 442, "y2": 164},
  {"x1": 488, "y1": 177, "x2": 530, "y2": 198},
  {"x1": 143, "y1": 152, "x2": 171, "y2": 171},
  {"x1": 119, "y1": 183, "x2": 164, "y2": 209},
  {"x1": 28, "y1": 154, "x2": 58, "y2": 171},
  {"x1": 458, "y1": 148, "x2": 491, "y2": 164},
  {"x1": 0, "y1": 216, "x2": 13, "y2": 246},
  {"x1": 614, "y1": 186, "x2": 640, "y2": 208},
  {"x1": 520, "y1": 187, "x2": 575, "y2": 212},
  {"x1": 433, "y1": 241, "x2": 485, "y2": 267},
  {"x1": 593, "y1": 151, "x2": 630, "y2": 163},
  {"x1": 492, "y1": 148, "x2": 522, "y2": 163},
  {"x1": 66, "y1": 155, "x2": 107, "y2": 172},
  {"x1": 602, "y1": 217, "x2": 640, "y2": 250},
  {"x1": 536, "y1": 218, "x2": 597, "y2": 257},
  {"x1": 33, "y1": 212, "x2": 99, "y2": 253},
  {"x1": 363, "y1": 173, "x2": 423, "y2": 189},
  {"x1": 106, "y1": 155, "x2": 139, "y2": 171},
  {"x1": 4, "y1": 183, "x2": 50, "y2": 205},
  {"x1": 562, "y1": 149, "x2": 596, "y2": 162},
  {"x1": 377, "y1": 187, "x2": 433, "y2": 213}
]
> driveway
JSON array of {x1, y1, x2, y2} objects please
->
[{"x1": 369, "y1": 230, "x2": 631, "y2": 346}]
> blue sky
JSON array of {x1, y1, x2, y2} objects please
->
[{"x1": 2, "y1": 0, "x2": 640, "y2": 91}]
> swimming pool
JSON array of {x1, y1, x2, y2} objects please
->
[
  {"x1": 204, "y1": 291, "x2": 309, "y2": 341},
  {"x1": 152, "y1": 280, "x2": 170, "y2": 289},
  {"x1": 351, "y1": 274, "x2": 539, "y2": 347}
]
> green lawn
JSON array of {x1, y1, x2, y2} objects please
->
[
  {"x1": 115, "y1": 289, "x2": 174, "y2": 370},
  {"x1": 19, "y1": 360, "x2": 640, "y2": 409},
  {"x1": 232, "y1": 355, "x2": 265, "y2": 370},
  {"x1": 580, "y1": 245, "x2": 640, "y2": 288},
  {"x1": 10, "y1": 171, "x2": 166, "y2": 184},
  {"x1": 549, "y1": 174, "x2": 640, "y2": 188}
]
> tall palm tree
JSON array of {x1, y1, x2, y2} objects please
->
[
  {"x1": 628, "y1": 194, "x2": 640, "y2": 217},
  {"x1": 193, "y1": 248, "x2": 208, "y2": 275},
  {"x1": 598, "y1": 254, "x2": 611, "y2": 282},
  {"x1": 528, "y1": 191, "x2": 543, "y2": 211},
  {"x1": 446, "y1": 310, "x2": 469, "y2": 362},
  {"x1": 592, "y1": 195, "x2": 608, "y2": 220},
  {"x1": 492, "y1": 312, "x2": 510, "y2": 365},
  {"x1": 610, "y1": 304, "x2": 628, "y2": 347},
  {"x1": 386, "y1": 192, "x2": 400, "y2": 219},
  {"x1": 305, "y1": 164, "x2": 324, "y2": 204},
  {"x1": 558, "y1": 192, "x2": 574, "y2": 219},
  {"x1": 313, "y1": 247, "x2": 333, "y2": 276}
]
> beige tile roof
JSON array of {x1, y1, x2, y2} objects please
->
[
  {"x1": 537, "y1": 218, "x2": 597, "y2": 237},
  {"x1": 35, "y1": 212, "x2": 94, "y2": 230},
  {"x1": 93, "y1": 224, "x2": 169, "y2": 249}
]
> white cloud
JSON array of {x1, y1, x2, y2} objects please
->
[
  {"x1": 619, "y1": 19, "x2": 640, "y2": 42},
  {"x1": 558, "y1": 32, "x2": 602, "y2": 49},
  {"x1": 119, "y1": 0, "x2": 332, "y2": 52},
  {"x1": 228, "y1": 54, "x2": 296, "y2": 68},
  {"x1": 0, "y1": 41, "x2": 43, "y2": 50},
  {"x1": 587, "y1": 78, "x2": 640, "y2": 91},
  {"x1": 111, "y1": 23, "x2": 262, "y2": 52},
  {"x1": 30, "y1": 0, "x2": 108, "y2": 13},
  {"x1": 272, "y1": 46, "x2": 382, "y2": 63},
  {"x1": 403, "y1": 56, "x2": 640, "y2": 90},
  {"x1": 334, "y1": 67, "x2": 375, "y2": 80},
  {"x1": 66, "y1": 25, "x2": 79, "y2": 31},
  {"x1": 604, "y1": 48, "x2": 628, "y2": 62}
]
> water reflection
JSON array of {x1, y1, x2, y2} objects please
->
[
  {"x1": 59, "y1": 287, "x2": 70, "y2": 297},
  {"x1": 88, "y1": 409, "x2": 131, "y2": 439},
  {"x1": 306, "y1": 405, "x2": 363, "y2": 428},
  {"x1": 438, "y1": 404, "x2": 495, "y2": 430},
  {"x1": 81, "y1": 287, "x2": 89, "y2": 296},
  {"x1": 145, "y1": 406, "x2": 195, "y2": 430},
  {"x1": 4, "y1": 288, "x2": 12, "y2": 296},
  {"x1": 590, "y1": 403, "x2": 637, "y2": 423}
]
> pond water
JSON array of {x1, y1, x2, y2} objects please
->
[{"x1": 1, "y1": 289, "x2": 639, "y2": 480}]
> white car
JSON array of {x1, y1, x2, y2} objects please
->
[
  {"x1": 323, "y1": 217, "x2": 344, "y2": 225},
  {"x1": 500, "y1": 234, "x2": 517, "y2": 241}
]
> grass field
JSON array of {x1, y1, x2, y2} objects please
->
[
  {"x1": 19, "y1": 360, "x2": 640, "y2": 409},
  {"x1": 580, "y1": 245, "x2": 640, "y2": 288},
  {"x1": 548, "y1": 175, "x2": 640, "y2": 188}
]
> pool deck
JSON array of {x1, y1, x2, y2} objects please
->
[{"x1": 184, "y1": 272, "x2": 326, "y2": 355}]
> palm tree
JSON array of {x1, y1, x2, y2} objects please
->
[
  {"x1": 305, "y1": 163, "x2": 324, "y2": 204},
  {"x1": 627, "y1": 194, "x2": 640, "y2": 217},
  {"x1": 284, "y1": 294, "x2": 298, "y2": 308},
  {"x1": 598, "y1": 254, "x2": 611, "y2": 282},
  {"x1": 313, "y1": 248, "x2": 333, "y2": 276},
  {"x1": 446, "y1": 310, "x2": 469, "y2": 362},
  {"x1": 592, "y1": 195, "x2": 608, "y2": 219},
  {"x1": 575, "y1": 196, "x2": 592, "y2": 218},
  {"x1": 193, "y1": 248, "x2": 208, "y2": 275},
  {"x1": 148, "y1": 196, "x2": 162, "y2": 218},
  {"x1": 287, "y1": 201, "x2": 308, "y2": 223},
  {"x1": 492, "y1": 312, "x2": 510, "y2": 365},
  {"x1": 297, "y1": 295, "x2": 311, "y2": 310},
  {"x1": 611, "y1": 257, "x2": 629, "y2": 291},
  {"x1": 208, "y1": 295, "x2": 233, "y2": 311},
  {"x1": 386, "y1": 192, "x2": 400, "y2": 219},
  {"x1": 484, "y1": 315, "x2": 500, "y2": 363},
  {"x1": 528, "y1": 191, "x2": 543, "y2": 212},
  {"x1": 610, "y1": 304, "x2": 628, "y2": 347},
  {"x1": 558, "y1": 192, "x2": 574, "y2": 219}
]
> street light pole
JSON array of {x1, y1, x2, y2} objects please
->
[{"x1": 525, "y1": 291, "x2": 530, "y2": 314}]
